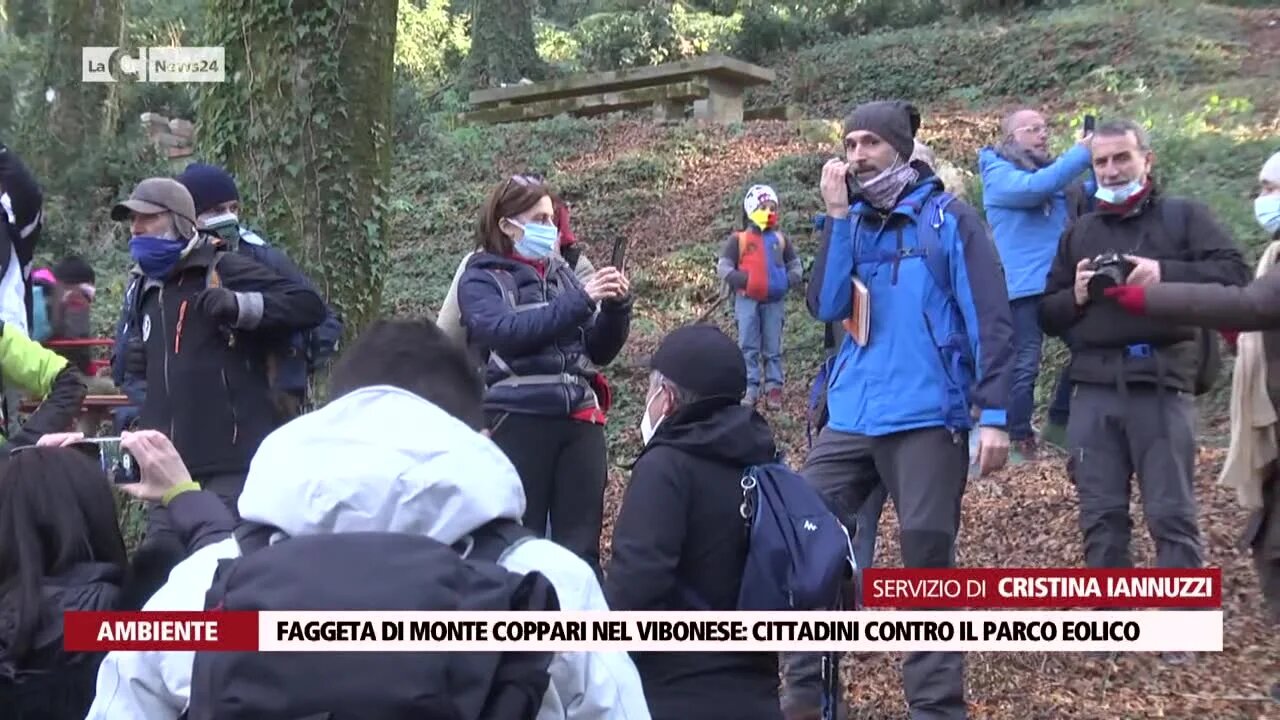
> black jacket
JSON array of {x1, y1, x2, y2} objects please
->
[
  {"x1": 129, "y1": 240, "x2": 326, "y2": 477},
  {"x1": 0, "y1": 491, "x2": 235, "y2": 719},
  {"x1": 1040, "y1": 188, "x2": 1250, "y2": 391},
  {"x1": 606, "y1": 399, "x2": 782, "y2": 720}
]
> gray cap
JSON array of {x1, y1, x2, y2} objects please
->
[
  {"x1": 111, "y1": 178, "x2": 198, "y2": 237},
  {"x1": 843, "y1": 100, "x2": 921, "y2": 161}
]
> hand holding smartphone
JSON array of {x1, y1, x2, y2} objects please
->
[
  {"x1": 70, "y1": 437, "x2": 141, "y2": 485},
  {"x1": 1082, "y1": 114, "x2": 1096, "y2": 137}
]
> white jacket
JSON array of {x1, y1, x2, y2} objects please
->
[{"x1": 85, "y1": 385, "x2": 651, "y2": 720}]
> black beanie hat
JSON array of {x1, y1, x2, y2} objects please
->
[
  {"x1": 53, "y1": 255, "x2": 95, "y2": 285},
  {"x1": 650, "y1": 323, "x2": 747, "y2": 400},
  {"x1": 843, "y1": 100, "x2": 921, "y2": 161},
  {"x1": 176, "y1": 162, "x2": 239, "y2": 216}
]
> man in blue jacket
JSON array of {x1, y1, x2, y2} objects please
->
[
  {"x1": 978, "y1": 109, "x2": 1093, "y2": 460},
  {"x1": 781, "y1": 101, "x2": 1013, "y2": 720}
]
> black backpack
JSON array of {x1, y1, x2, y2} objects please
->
[{"x1": 186, "y1": 521, "x2": 558, "y2": 720}]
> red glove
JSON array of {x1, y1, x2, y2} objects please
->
[
  {"x1": 1103, "y1": 285, "x2": 1147, "y2": 314},
  {"x1": 1219, "y1": 330, "x2": 1239, "y2": 351}
]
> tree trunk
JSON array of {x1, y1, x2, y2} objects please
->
[
  {"x1": 43, "y1": 0, "x2": 122, "y2": 176},
  {"x1": 200, "y1": 0, "x2": 398, "y2": 334},
  {"x1": 5, "y1": 0, "x2": 47, "y2": 37},
  {"x1": 463, "y1": 0, "x2": 547, "y2": 87}
]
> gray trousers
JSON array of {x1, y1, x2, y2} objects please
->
[
  {"x1": 781, "y1": 425, "x2": 969, "y2": 720},
  {"x1": 1066, "y1": 383, "x2": 1202, "y2": 568}
]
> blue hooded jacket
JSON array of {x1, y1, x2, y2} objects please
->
[
  {"x1": 978, "y1": 143, "x2": 1093, "y2": 300},
  {"x1": 807, "y1": 173, "x2": 1014, "y2": 437}
]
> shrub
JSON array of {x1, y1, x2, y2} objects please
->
[
  {"x1": 572, "y1": 1, "x2": 740, "y2": 71},
  {"x1": 755, "y1": 1, "x2": 1247, "y2": 114},
  {"x1": 394, "y1": 0, "x2": 470, "y2": 83}
]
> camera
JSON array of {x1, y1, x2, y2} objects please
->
[{"x1": 1087, "y1": 252, "x2": 1134, "y2": 301}]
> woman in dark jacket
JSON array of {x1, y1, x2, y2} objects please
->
[
  {"x1": 0, "y1": 430, "x2": 235, "y2": 719},
  {"x1": 1106, "y1": 152, "x2": 1279, "y2": 702},
  {"x1": 458, "y1": 175, "x2": 632, "y2": 575}
]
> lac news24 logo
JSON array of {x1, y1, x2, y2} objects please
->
[{"x1": 82, "y1": 47, "x2": 225, "y2": 83}]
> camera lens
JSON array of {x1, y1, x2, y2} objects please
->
[{"x1": 1088, "y1": 264, "x2": 1127, "y2": 301}]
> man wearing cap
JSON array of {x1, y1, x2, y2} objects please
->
[
  {"x1": 786, "y1": 101, "x2": 1016, "y2": 720},
  {"x1": 113, "y1": 162, "x2": 343, "y2": 424},
  {"x1": 607, "y1": 323, "x2": 784, "y2": 720},
  {"x1": 111, "y1": 177, "x2": 326, "y2": 582},
  {"x1": 717, "y1": 184, "x2": 801, "y2": 410}
]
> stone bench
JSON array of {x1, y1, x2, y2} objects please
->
[{"x1": 461, "y1": 54, "x2": 775, "y2": 125}]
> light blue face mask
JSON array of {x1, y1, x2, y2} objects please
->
[
  {"x1": 1095, "y1": 179, "x2": 1145, "y2": 205},
  {"x1": 1255, "y1": 194, "x2": 1280, "y2": 236},
  {"x1": 509, "y1": 219, "x2": 559, "y2": 260}
]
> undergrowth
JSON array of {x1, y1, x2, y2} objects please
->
[{"x1": 750, "y1": 1, "x2": 1250, "y2": 114}]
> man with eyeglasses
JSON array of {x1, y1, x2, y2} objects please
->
[{"x1": 978, "y1": 108, "x2": 1094, "y2": 462}]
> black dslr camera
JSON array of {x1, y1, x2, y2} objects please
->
[{"x1": 1087, "y1": 252, "x2": 1135, "y2": 301}]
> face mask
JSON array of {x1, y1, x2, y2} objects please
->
[
  {"x1": 200, "y1": 211, "x2": 241, "y2": 246},
  {"x1": 748, "y1": 208, "x2": 778, "y2": 230},
  {"x1": 859, "y1": 157, "x2": 918, "y2": 210},
  {"x1": 510, "y1": 220, "x2": 559, "y2": 260},
  {"x1": 1255, "y1": 194, "x2": 1280, "y2": 236},
  {"x1": 129, "y1": 235, "x2": 186, "y2": 279},
  {"x1": 1095, "y1": 178, "x2": 1145, "y2": 205},
  {"x1": 639, "y1": 388, "x2": 666, "y2": 445}
]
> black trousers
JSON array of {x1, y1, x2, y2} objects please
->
[{"x1": 488, "y1": 412, "x2": 607, "y2": 577}]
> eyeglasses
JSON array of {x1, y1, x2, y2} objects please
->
[{"x1": 1014, "y1": 124, "x2": 1050, "y2": 136}]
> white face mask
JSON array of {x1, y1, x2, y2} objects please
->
[{"x1": 640, "y1": 388, "x2": 666, "y2": 445}]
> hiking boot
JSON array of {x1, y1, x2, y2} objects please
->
[
  {"x1": 742, "y1": 387, "x2": 759, "y2": 408},
  {"x1": 765, "y1": 387, "x2": 783, "y2": 411},
  {"x1": 1041, "y1": 421, "x2": 1068, "y2": 451}
]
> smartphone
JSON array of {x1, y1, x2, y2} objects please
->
[
  {"x1": 610, "y1": 236, "x2": 629, "y2": 273},
  {"x1": 845, "y1": 172, "x2": 860, "y2": 202},
  {"x1": 70, "y1": 437, "x2": 141, "y2": 485},
  {"x1": 1083, "y1": 114, "x2": 1096, "y2": 136}
]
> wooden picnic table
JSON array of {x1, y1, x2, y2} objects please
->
[{"x1": 462, "y1": 54, "x2": 776, "y2": 126}]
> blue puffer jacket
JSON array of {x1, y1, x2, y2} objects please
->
[
  {"x1": 458, "y1": 252, "x2": 631, "y2": 417},
  {"x1": 807, "y1": 173, "x2": 1014, "y2": 437},
  {"x1": 978, "y1": 143, "x2": 1092, "y2": 300}
]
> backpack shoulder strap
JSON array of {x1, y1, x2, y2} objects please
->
[
  {"x1": 919, "y1": 191, "x2": 957, "y2": 304},
  {"x1": 205, "y1": 251, "x2": 227, "y2": 289},
  {"x1": 233, "y1": 522, "x2": 277, "y2": 556},
  {"x1": 483, "y1": 268, "x2": 518, "y2": 311},
  {"x1": 464, "y1": 518, "x2": 537, "y2": 565},
  {"x1": 1158, "y1": 196, "x2": 1192, "y2": 249}
]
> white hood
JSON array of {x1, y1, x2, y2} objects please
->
[{"x1": 238, "y1": 385, "x2": 526, "y2": 545}]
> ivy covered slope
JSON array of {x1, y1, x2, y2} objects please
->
[{"x1": 384, "y1": 3, "x2": 1279, "y2": 717}]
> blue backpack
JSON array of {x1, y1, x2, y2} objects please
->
[
  {"x1": 736, "y1": 460, "x2": 856, "y2": 612},
  {"x1": 806, "y1": 191, "x2": 971, "y2": 443}
]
